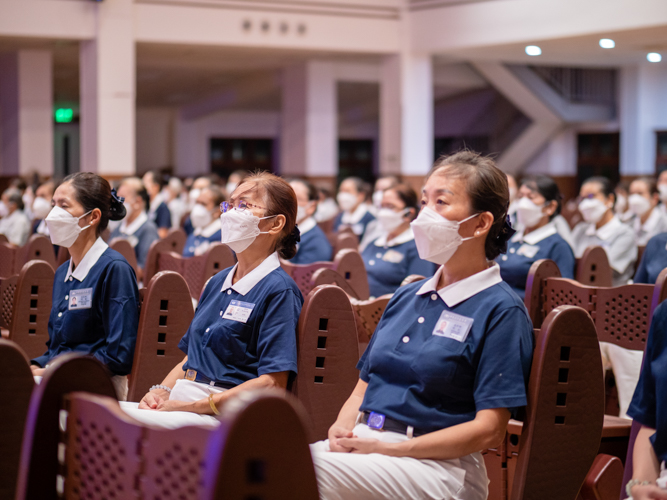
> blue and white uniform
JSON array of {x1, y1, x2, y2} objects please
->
[
  {"x1": 496, "y1": 222, "x2": 575, "y2": 300},
  {"x1": 362, "y1": 228, "x2": 436, "y2": 297},
  {"x1": 632, "y1": 207, "x2": 667, "y2": 247},
  {"x1": 32, "y1": 237, "x2": 140, "y2": 400},
  {"x1": 333, "y1": 204, "x2": 375, "y2": 242},
  {"x1": 290, "y1": 217, "x2": 333, "y2": 264},
  {"x1": 183, "y1": 219, "x2": 221, "y2": 257},
  {"x1": 311, "y1": 264, "x2": 534, "y2": 500},
  {"x1": 148, "y1": 195, "x2": 172, "y2": 231},
  {"x1": 635, "y1": 233, "x2": 667, "y2": 284},
  {"x1": 109, "y1": 211, "x2": 160, "y2": 269}
]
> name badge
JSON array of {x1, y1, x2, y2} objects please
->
[
  {"x1": 382, "y1": 250, "x2": 405, "y2": 264},
  {"x1": 222, "y1": 300, "x2": 255, "y2": 324},
  {"x1": 517, "y1": 243, "x2": 539, "y2": 259},
  {"x1": 69, "y1": 288, "x2": 93, "y2": 310},
  {"x1": 432, "y1": 311, "x2": 474, "y2": 343}
]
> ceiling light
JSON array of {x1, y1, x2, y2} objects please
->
[
  {"x1": 599, "y1": 39, "x2": 615, "y2": 49},
  {"x1": 525, "y1": 45, "x2": 542, "y2": 56},
  {"x1": 647, "y1": 52, "x2": 662, "y2": 63}
]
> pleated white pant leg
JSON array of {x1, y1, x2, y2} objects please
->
[{"x1": 600, "y1": 342, "x2": 644, "y2": 418}]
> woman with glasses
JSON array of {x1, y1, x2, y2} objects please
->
[{"x1": 123, "y1": 172, "x2": 303, "y2": 427}]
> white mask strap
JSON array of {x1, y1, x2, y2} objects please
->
[{"x1": 459, "y1": 212, "x2": 481, "y2": 242}]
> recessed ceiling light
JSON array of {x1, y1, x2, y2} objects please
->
[
  {"x1": 525, "y1": 45, "x2": 542, "y2": 56},
  {"x1": 647, "y1": 52, "x2": 662, "y2": 63},
  {"x1": 599, "y1": 39, "x2": 615, "y2": 49}
]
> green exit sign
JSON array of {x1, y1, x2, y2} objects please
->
[{"x1": 54, "y1": 108, "x2": 74, "y2": 123}]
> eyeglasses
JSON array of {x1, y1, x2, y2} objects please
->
[{"x1": 220, "y1": 200, "x2": 267, "y2": 213}]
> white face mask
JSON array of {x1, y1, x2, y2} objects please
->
[
  {"x1": 410, "y1": 207, "x2": 479, "y2": 265},
  {"x1": 372, "y1": 190, "x2": 384, "y2": 208},
  {"x1": 515, "y1": 198, "x2": 546, "y2": 229},
  {"x1": 45, "y1": 206, "x2": 92, "y2": 248},
  {"x1": 190, "y1": 203, "x2": 212, "y2": 229},
  {"x1": 226, "y1": 182, "x2": 237, "y2": 196},
  {"x1": 220, "y1": 208, "x2": 276, "y2": 254},
  {"x1": 188, "y1": 188, "x2": 201, "y2": 204},
  {"x1": 659, "y1": 184, "x2": 667, "y2": 203},
  {"x1": 614, "y1": 194, "x2": 628, "y2": 214},
  {"x1": 578, "y1": 198, "x2": 609, "y2": 224},
  {"x1": 377, "y1": 208, "x2": 406, "y2": 233},
  {"x1": 0, "y1": 202, "x2": 8, "y2": 218},
  {"x1": 32, "y1": 197, "x2": 52, "y2": 220},
  {"x1": 337, "y1": 192, "x2": 359, "y2": 212},
  {"x1": 296, "y1": 204, "x2": 308, "y2": 224},
  {"x1": 628, "y1": 194, "x2": 652, "y2": 217}
]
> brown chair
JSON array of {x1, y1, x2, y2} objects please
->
[
  {"x1": 317, "y1": 217, "x2": 336, "y2": 237},
  {"x1": 56, "y1": 245, "x2": 70, "y2": 268},
  {"x1": 15, "y1": 353, "x2": 117, "y2": 500},
  {"x1": 524, "y1": 259, "x2": 562, "y2": 326},
  {"x1": 293, "y1": 285, "x2": 360, "y2": 441},
  {"x1": 127, "y1": 271, "x2": 195, "y2": 402},
  {"x1": 577, "y1": 246, "x2": 613, "y2": 287},
  {"x1": 0, "y1": 340, "x2": 34, "y2": 500},
  {"x1": 109, "y1": 237, "x2": 139, "y2": 276},
  {"x1": 164, "y1": 227, "x2": 187, "y2": 254},
  {"x1": 0, "y1": 240, "x2": 16, "y2": 278},
  {"x1": 332, "y1": 232, "x2": 359, "y2": 255},
  {"x1": 579, "y1": 454, "x2": 624, "y2": 500},
  {"x1": 8, "y1": 260, "x2": 54, "y2": 360},
  {"x1": 350, "y1": 294, "x2": 392, "y2": 356},
  {"x1": 0, "y1": 233, "x2": 8, "y2": 244},
  {"x1": 0, "y1": 273, "x2": 18, "y2": 334},
  {"x1": 16, "y1": 234, "x2": 56, "y2": 273},
  {"x1": 400, "y1": 274, "x2": 427, "y2": 286}
]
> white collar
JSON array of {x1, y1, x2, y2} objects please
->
[
  {"x1": 636, "y1": 207, "x2": 663, "y2": 233},
  {"x1": 297, "y1": 216, "x2": 317, "y2": 235},
  {"x1": 585, "y1": 216, "x2": 622, "y2": 240},
  {"x1": 511, "y1": 222, "x2": 558, "y2": 245},
  {"x1": 416, "y1": 263, "x2": 503, "y2": 307},
  {"x1": 65, "y1": 237, "x2": 109, "y2": 282},
  {"x1": 119, "y1": 211, "x2": 148, "y2": 236},
  {"x1": 149, "y1": 193, "x2": 165, "y2": 214},
  {"x1": 194, "y1": 219, "x2": 221, "y2": 238},
  {"x1": 374, "y1": 227, "x2": 414, "y2": 247},
  {"x1": 341, "y1": 203, "x2": 368, "y2": 225},
  {"x1": 220, "y1": 252, "x2": 280, "y2": 296}
]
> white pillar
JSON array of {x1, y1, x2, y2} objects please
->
[
  {"x1": 280, "y1": 62, "x2": 336, "y2": 177},
  {"x1": 0, "y1": 50, "x2": 53, "y2": 177},
  {"x1": 380, "y1": 53, "x2": 433, "y2": 177},
  {"x1": 620, "y1": 64, "x2": 667, "y2": 176},
  {"x1": 80, "y1": 0, "x2": 135, "y2": 176}
]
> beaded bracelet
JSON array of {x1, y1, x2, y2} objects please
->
[
  {"x1": 626, "y1": 479, "x2": 651, "y2": 497},
  {"x1": 149, "y1": 384, "x2": 172, "y2": 394}
]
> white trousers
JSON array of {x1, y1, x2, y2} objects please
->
[
  {"x1": 34, "y1": 374, "x2": 128, "y2": 401},
  {"x1": 120, "y1": 379, "x2": 223, "y2": 429},
  {"x1": 600, "y1": 342, "x2": 644, "y2": 418},
  {"x1": 310, "y1": 424, "x2": 488, "y2": 500}
]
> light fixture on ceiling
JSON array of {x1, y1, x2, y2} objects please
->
[
  {"x1": 599, "y1": 39, "x2": 615, "y2": 49},
  {"x1": 647, "y1": 52, "x2": 662, "y2": 63},
  {"x1": 525, "y1": 45, "x2": 542, "y2": 56}
]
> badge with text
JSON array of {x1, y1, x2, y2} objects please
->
[
  {"x1": 517, "y1": 243, "x2": 539, "y2": 259},
  {"x1": 432, "y1": 310, "x2": 474, "y2": 342},
  {"x1": 382, "y1": 249, "x2": 405, "y2": 264},
  {"x1": 222, "y1": 300, "x2": 255, "y2": 324},
  {"x1": 69, "y1": 288, "x2": 93, "y2": 310}
]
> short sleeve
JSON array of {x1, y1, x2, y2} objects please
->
[
  {"x1": 634, "y1": 236, "x2": 657, "y2": 284},
  {"x1": 551, "y1": 239, "x2": 576, "y2": 280},
  {"x1": 156, "y1": 204, "x2": 172, "y2": 229},
  {"x1": 177, "y1": 272, "x2": 221, "y2": 354},
  {"x1": 606, "y1": 230, "x2": 637, "y2": 275},
  {"x1": 136, "y1": 223, "x2": 160, "y2": 268},
  {"x1": 255, "y1": 288, "x2": 301, "y2": 376}
]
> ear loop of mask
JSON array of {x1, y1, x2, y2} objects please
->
[
  {"x1": 458, "y1": 212, "x2": 482, "y2": 242},
  {"x1": 78, "y1": 210, "x2": 93, "y2": 232}
]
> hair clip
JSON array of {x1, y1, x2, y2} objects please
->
[
  {"x1": 292, "y1": 225, "x2": 301, "y2": 244},
  {"x1": 111, "y1": 188, "x2": 125, "y2": 204},
  {"x1": 501, "y1": 214, "x2": 517, "y2": 240}
]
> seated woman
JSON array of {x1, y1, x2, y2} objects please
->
[
  {"x1": 0, "y1": 188, "x2": 31, "y2": 246},
  {"x1": 628, "y1": 177, "x2": 667, "y2": 246},
  {"x1": 311, "y1": 151, "x2": 534, "y2": 500},
  {"x1": 288, "y1": 178, "x2": 332, "y2": 264},
  {"x1": 496, "y1": 175, "x2": 575, "y2": 300},
  {"x1": 31, "y1": 180, "x2": 55, "y2": 235},
  {"x1": 635, "y1": 232, "x2": 667, "y2": 284},
  {"x1": 122, "y1": 172, "x2": 303, "y2": 428},
  {"x1": 142, "y1": 170, "x2": 172, "y2": 239},
  {"x1": 571, "y1": 176, "x2": 637, "y2": 287},
  {"x1": 333, "y1": 177, "x2": 375, "y2": 242},
  {"x1": 31, "y1": 172, "x2": 139, "y2": 401},
  {"x1": 361, "y1": 184, "x2": 435, "y2": 297},
  {"x1": 183, "y1": 185, "x2": 224, "y2": 257}
]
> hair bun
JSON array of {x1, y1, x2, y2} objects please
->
[
  {"x1": 286, "y1": 225, "x2": 301, "y2": 246},
  {"x1": 108, "y1": 188, "x2": 127, "y2": 221},
  {"x1": 496, "y1": 215, "x2": 516, "y2": 255}
]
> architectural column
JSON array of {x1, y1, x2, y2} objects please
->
[
  {"x1": 80, "y1": 0, "x2": 135, "y2": 176},
  {"x1": 280, "y1": 61, "x2": 337, "y2": 178},
  {"x1": 0, "y1": 50, "x2": 53, "y2": 177},
  {"x1": 379, "y1": 52, "x2": 433, "y2": 178}
]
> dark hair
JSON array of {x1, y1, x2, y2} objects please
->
[
  {"x1": 237, "y1": 172, "x2": 299, "y2": 259},
  {"x1": 582, "y1": 176, "x2": 616, "y2": 205},
  {"x1": 386, "y1": 184, "x2": 419, "y2": 220},
  {"x1": 10, "y1": 178, "x2": 27, "y2": 192},
  {"x1": 428, "y1": 151, "x2": 512, "y2": 260},
  {"x1": 632, "y1": 177, "x2": 658, "y2": 196},
  {"x1": 287, "y1": 178, "x2": 319, "y2": 202},
  {"x1": 145, "y1": 170, "x2": 167, "y2": 190},
  {"x1": 4, "y1": 189, "x2": 24, "y2": 211},
  {"x1": 63, "y1": 172, "x2": 126, "y2": 236},
  {"x1": 340, "y1": 177, "x2": 366, "y2": 194},
  {"x1": 520, "y1": 175, "x2": 563, "y2": 219}
]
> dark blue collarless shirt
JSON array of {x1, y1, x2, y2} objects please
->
[
  {"x1": 150, "y1": 201, "x2": 172, "y2": 230},
  {"x1": 290, "y1": 218, "x2": 333, "y2": 265},
  {"x1": 32, "y1": 239, "x2": 140, "y2": 376},
  {"x1": 183, "y1": 221, "x2": 222, "y2": 258},
  {"x1": 333, "y1": 208, "x2": 376, "y2": 242},
  {"x1": 634, "y1": 232, "x2": 667, "y2": 284}
]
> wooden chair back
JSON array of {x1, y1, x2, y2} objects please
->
[
  {"x1": 524, "y1": 259, "x2": 562, "y2": 326},
  {"x1": 8, "y1": 260, "x2": 54, "y2": 360},
  {"x1": 576, "y1": 246, "x2": 613, "y2": 287},
  {"x1": 0, "y1": 274, "x2": 18, "y2": 331},
  {"x1": 16, "y1": 234, "x2": 56, "y2": 273},
  {"x1": 509, "y1": 305, "x2": 605, "y2": 500},
  {"x1": 0, "y1": 233, "x2": 8, "y2": 244},
  {"x1": 16, "y1": 353, "x2": 117, "y2": 500},
  {"x1": 332, "y1": 232, "x2": 359, "y2": 255},
  {"x1": 317, "y1": 217, "x2": 336, "y2": 236},
  {"x1": 109, "y1": 237, "x2": 139, "y2": 276},
  {"x1": 143, "y1": 238, "x2": 173, "y2": 284},
  {"x1": 0, "y1": 241, "x2": 17, "y2": 278},
  {"x1": 293, "y1": 285, "x2": 360, "y2": 441},
  {"x1": 127, "y1": 271, "x2": 195, "y2": 402},
  {"x1": 56, "y1": 245, "x2": 70, "y2": 268},
  {"x1": 0, "y1": 340, "x2": 34, "y2": 500},
  {"x1": 350, "y1": 294, "x2": 392, "y2": 356},
  {"x1": 164, "y1": 227, "x2": 187, "y2": 254}
]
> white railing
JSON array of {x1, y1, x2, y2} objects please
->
[{"x1": 530, "y1": 66, "x2": 616, "y2": 105}]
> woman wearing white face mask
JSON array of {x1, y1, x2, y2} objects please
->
[
  {"x1": 628, "y1": 177, "x2": 667, "y2": 246},
  {"x1": 287, "y1": 179, "x2": 332, "y2": 264},
  {"x1": 333, "y1": 177, "x2": 375, "y2": 241},
  {"x1": 361, "y1": 184, "x2": 436, "y2": 297},
  {"x1": 495, "y1": 176, "x2": 575, "y2": 300},
  {"x1": 0, "y1": 187, "x2": 31, "y2": 246},
  {"x1": 182, "y1": 186, "x2": 224, "y2": 257},
  {"x1": 311, "y1": 151, "x2": 533, "y2": 500},
  {"x1": 31, "y1": 172, "x2": 139, "y2": 401},
  {"x1": 124, "y1": 172, "x2": 302, "y2": 428}
]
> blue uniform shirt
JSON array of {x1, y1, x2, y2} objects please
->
[
  {"x1": 149, "y1": 201, "x2": 172, "y2": 230},
  {"x1": 634, "y1": 232, "x2": 667, "y2": 284},
  {"x1": 362, "y1": 229, "x2": 436, "y2": 297},
  {"x1": 32, "y1": 238, "x2": 140, "y2": 376},
  {"x1": 357, "y1": 264, "x2": 534, "y2": 434},
  {"x1": 183, "y1": 220, "x2": 222, "y2": 257},
  {"x1": 333, "y1": 205, "x2": 375, "y2": 242},
  {"x1": 290, "y1": 217, "x2": 333, "y2": 264},
  {"x1": 109, "y1": 212, "x2": 160, "y2": 268},
  {"x1": 628, "y1": 301, "x2": 667, "y2": 461},
  {"x1": 496, "y1": 222, "x2": 575, "y2": 300},
  {"x1": 178, "y1": 252, "x2": 302, "y2": 387}
]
